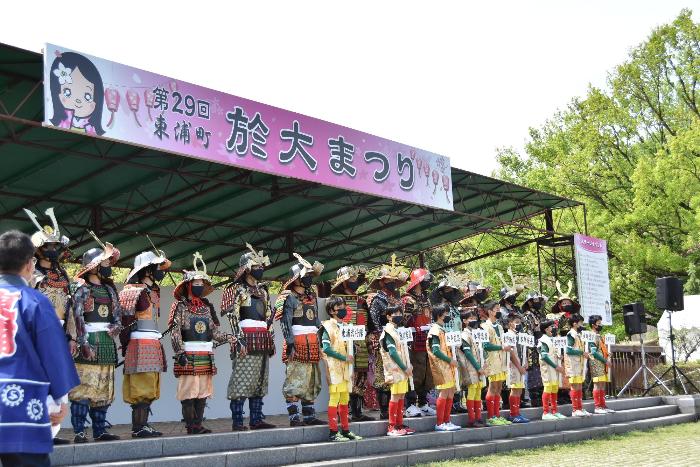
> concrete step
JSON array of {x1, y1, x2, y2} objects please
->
[
  {"x1": 290, "y1": 413, "x2": 698, "y2": 467},
  {"x1": 58, "y1": 399, "x2": 683, "y2": 467}
]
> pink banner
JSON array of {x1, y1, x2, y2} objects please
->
[{"x1": 43, "y1": 44, "x2": 453, "y2": 211}]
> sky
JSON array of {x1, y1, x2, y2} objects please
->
[{"x1": 2, "y1": 0, "x2": 698, "y2": 175}]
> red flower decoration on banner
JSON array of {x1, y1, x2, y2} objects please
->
[
  {"x1": 169, "y1": 81, "x2": 178, "y2": 93},
  {"x1": 423, "y1": 160, "x2": 430, "y2": 186},
  {"x1": 442, "y1": 174, "x2": 451, "y2": 202},
  {"x1": 126, "y1": 89, "x2": 142, "y2": 127},
  {"x1": 432, "y1": 169, "x2": 439, "y2": 194},
  {"x1": 416, "y1": 158, "x2": 423, "y2": 179},
  {"x1": 104, "y1": 88, "x2": 120, "y2": 128},
  {"x1": 144, "y1": 89, "x2": 155, "y2": 121}
]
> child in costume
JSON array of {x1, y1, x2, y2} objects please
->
[
  {"x1": 379, "y1": 305, "x2": 415, "y2": 436},
  {"x1": 427, "y1": 304, "x2": 461, "y2": 432},
  {"x1": 481, "y1": 300, "x2": 513, "y2": 426},
  {"x1": 320, "y1": 296, "x2": 363, "y2": 442},
  {"x1": 504, "y1": 313, "x2": 529, "y2": 423},
  {"x1": 565, "y1": 314, "x2": 591, "y2": 417},
  {"x1": 460, "y1": 308, "x2": 486, "y2": 427},
  {"x1": 538, "y1": 320, "x2": 566, "y2": 420},
  {"x1": 588, "y1": 314, "x2": 615, "y2": 414}
]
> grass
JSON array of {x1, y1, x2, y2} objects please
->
[{"x1": 420, "y1": 422, "x2": 700, "y2": 466}]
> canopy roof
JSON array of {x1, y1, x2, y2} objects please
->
[{"x1": 0, "y1": 42, "x2": 581, "y2": 281}]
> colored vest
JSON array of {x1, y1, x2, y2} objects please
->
[
  {"x1": 538, "y1": 334, "x2": 560, "y2": 384},
  {"x1": 83, "y1": 284, "x2": 114, "y2": 324},
  {"x1": 505, "y1": 330, "x2": 523, "y2": 385},
  {"x1": 564, "y1": 329, "x2": 584, "y2": 378},
  {"x1": 337, "y1": 294, "x2": 369, "y2": 370},
  {"x1": 379, "y1": 323, "x2": 410, "y2": 385},
  {"x1": 320, "y1": 319, "x2": 350, "y2": 386},
  {"x1": 427, "y1": 323, "x2": 453, "y2": 386},
  {"x1": 483, "y1": 320, "x2": 506, "y2": 377},
  {"x1": 460, "y1": 328, "x2": 483, "y2": 385},
  {"x1": 292, "y1": 293, "x2": 319, "y2": 327},
  {"x1": 181, "y1": 304, "x2": 215, "y2": 342},
  {"x1": 589, "y1": 333, "x2": 608, "y2": 378},
  {"x1": 35, "y1": 266, "x2": 70, "y2": 321},
  {"x1": 402, "y1": 292, "x2": 431, "y2": 352}
]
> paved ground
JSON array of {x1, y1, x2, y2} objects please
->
[{"x1": 421, "y1": 421, "x2": 700, "y2": 466}]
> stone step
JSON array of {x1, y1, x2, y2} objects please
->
[
  {"x1": 291, "y1": 413, "x2": 698, "y2": 467},
  {"x1": 62, "y1": 399, "x2": 680, "y2": 467}
]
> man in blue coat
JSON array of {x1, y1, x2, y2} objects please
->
[{"x1": 0, "y1": 230, "x2": 80, "y2": 466}]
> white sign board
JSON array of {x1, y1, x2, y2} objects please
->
[
  {"x1": 445, "y1": 331, "x2": 462, "y2": 347},
  {"x1": 340, "y1": 325, "x2": 366, "y2": 341},
  {"x1": 574, "y1": 233, "x2": 613, "y2": 325},
  {"x1": 396, "y1": 327, "x2": 414, "y2": 343},
  {"x1": 472, "y1": 329, "x2": 489, "y2": 343},
  {"x1": 518, "y1": 332, "x2": 535, "y2": 347},
  {"x1": 503, "y1": 333, "x2": 518, "y2": 347},
  {"x1": 605, "y1": 334, "x2": 616, "y2": 346},
  {"x1": 553, "y1": 336, "x2": 567, "y2": 350},
  {"x1": 581, "y1": 331, "x2": 596, "y2": 343}
]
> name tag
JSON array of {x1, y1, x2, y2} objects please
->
[
  {"x1": 581, "y1": 331, "x2": 596, "y2": 343},
  {"x1": 553, "y1": 337, "x2": 567, "y2": 349},
  {"x1": 472, "y1": 329, "x2": 488, "y2": 343},
  {"x1": 503, "y1": 333, "x2": 518, "y2": 347},
  {"x1": 605, "y1": 334, "x2": 616, "y2": 346}
]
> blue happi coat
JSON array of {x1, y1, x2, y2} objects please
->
[{"x1": 0, "y1": 274, "x2": 79, "y2": 454}]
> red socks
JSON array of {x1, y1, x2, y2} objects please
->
[
  {"x1": 542, "y1": 392, "x2": 550, "y2": 414},
  {"x1": 474, "y1": 400, "x2": 482, "y2": 421},
  {"x1": 494, "y1": 394, "x2": 501, "y2": 418},
  {"x1": 443, "y1": 397, "x2": 453, "y2": 424},
  {"x1": 593, "y1": 389, "x2": 606, "y2": 408},
  {"x1": 396, "y1": 399, "x2": 405, "y2": 427},
  {"x1": 570, "y1": 390, "x2": 583, "y2": 411},
  {"x1": 338, "y1": 404, "x2": 349, "y2": 431},
  {"x1": 436, "y1": 398, "x2": 446, "y2": 425},
  {"x1": 485, "y1": 394, "x2": 494, "y2": 418},
  {"x1": 467, "y1": 400, "x2": 475, "y2": 423},
  {"x1": 328, "y1": 405, "x2": 338, "y2": 431},
  {"x1": 550, "y1": 393, "x2": 558, "y2": 413},
  {"x1": 509, "y1": 395, "x2": 520, "y2": 417},
  {"x1": 388, "y1": 401, "x2": 397, "y2": 428}
]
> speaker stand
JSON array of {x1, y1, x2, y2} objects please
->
[
  {"x1": 618, "y1": 334, "x2": 672, "y2": 397},
  {"x1": 643, "y1": 310, "x2": 700, "y2": 395}
]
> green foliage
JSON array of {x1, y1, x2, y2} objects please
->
[{"x1": 438, "y1": 10, "x2": 700, "y2": 321}]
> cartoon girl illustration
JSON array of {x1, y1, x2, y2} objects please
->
[{"x1": 49, "y1": 52, "x2": 105, "y2": 136}]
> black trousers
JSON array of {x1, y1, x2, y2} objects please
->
[{"x1": 1, "y1": 453, "x2": 51, "y2": 467}]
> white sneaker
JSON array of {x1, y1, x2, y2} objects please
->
[
  {"x1": 594, "y1": 408, "x2": 608, "y2": 415},
  {"x1": 420, "y1": 404, "x2": 437, "y2": 416},
  {"x1": 581, "y1": 409, "x2": 592, "y2": 417},
  {"x1": 572, "y1": 409, "x2": 586, "y2": 418},
  {"x1": 605, "y1": 407, "x2": 615, "y2": 413},
  {"x1": 434, "y1": 423, "x2": 450, "y2": 432},
  {"x1": 404, "y1": 404, "x2": 423, "y2": 418},
  {"x1": 445, "y1": 422, "x2": 461, "y2": 431}
]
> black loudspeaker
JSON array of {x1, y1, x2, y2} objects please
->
[
  {"x1": 623, "y1": 302, "x2": 647, "y2": 336},
  {"x1": 655, "y1": 277, "x2": 684, "y2": 311}
]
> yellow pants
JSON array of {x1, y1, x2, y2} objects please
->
[
  {"x1": 569, "y1": 375, "x2": 584, "y2": 384},
  {"x1": 593, "y1": 375, "x2": 609, "y2": 383},
  {"x1": 328, "y1": 389, "x2": 350, "y2": 405},
  {"x1": 544, "y1": 383, "x2": 559, "y2": 394},
  {"x1": 466, "y1": 382, "x2": 484, "y2": 401},
  {"x1": 436, "y1": 381, "x2": 455, "y2": 390},
  {"x1": 488, "y1": 371, "x2": 506, "y2": 383},
  {"x1": 123, "y1": 372, "x2": 160, "y2": 404},
  {"x1": 390, "y1": 380, "x2": 409, "y2": 395}
]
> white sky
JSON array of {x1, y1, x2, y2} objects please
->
[{"x1": 3, "y1": 0, "x2": 698, "y2": 175}]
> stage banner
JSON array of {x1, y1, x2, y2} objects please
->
[
  {"x1": 43, "y1": 43, "x2": 453, "y2": 211},
  {"x1": 574, "y1": 233, "x2": 612, "y2": 325}
]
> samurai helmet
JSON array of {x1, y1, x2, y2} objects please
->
[
  {"x1": 23, "y1": 207, "x2": 69, "y2": 249},
  {"x1": 174, "y1": 252, "x2": 214, "y2": 299},
  {"x1": 234, "y1": 243, "x2": 271, "y2": 281},
  {"x1": 496, "y1": 266, "x2": 525, "y2": 302},
  {"x1": 75, "y1": 232, "x2": 120, "y2": 279},
  {"x1": 331, "y1": 264, "x2": 367, "y2": 293},
  {"x1": 283, "y1": 252, "x2": 324, "y2": 291},
  {"x1": 368, "y1": 254, "x2": 409, "y2": 290},
  {"x1": 406, "y1": 268, "x2": 433, "y2": 293},
  {"x1": 126, "y1": 250, "x2": 171, "y2": 283},
  {"x1": 551, "y1": 280, "x2": 580, "y2": 313}
]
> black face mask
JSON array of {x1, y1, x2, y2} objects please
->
[
  {"x1": 336, "y1": 308, "x2": 347, "y2": 320},
  {"x1": 385, "y1": 282, "x2": 397, "y2": 292},
  {"x1": 301, "y1": 276, "x2": 313, "y2": 288},
  {"x1": 515, "y1": 324, "x2": 523, "y2": 333},
  {"x1": 444, "y1": 290, "x2": 460, "y2": 304},
  {"x1": 191, "y1": 285, "x2": 204, "y2": 297},
  {"x1": 552, "y1": 327, "x2": 559, "y2": 335},
  {"x1": 474, "y1": 291, "x2": 488, "y2": 302},
  {"x1": 391, "y1": 316, "x2": 404, "y2": 326},
  {"x1": 443, "y1": 315, "x2": 452, "y2": 324},
  {"x1": 153, "y1": 269, "x2": 166, "y2": 282},
  {"x1": 593, "y1": 324, "x2": 602, "y2": 332},
  {"x1": 99, "y1": 266, "x2": 112, "y2": 278},
  {"x1": 468, "y1": 320, "x2": 480, "y2": 329},
  {"x1": 532, "y1": 301, "x2": 543, "y2": 310},
  {"x1": 495, "y1": 311, "x2": 502, "y2": 320},
  {"x1": 42, "y1": 249, "x2": 59, "y2": 261},
  {"x1": 346, "y1": 281, "x2": 360, "y2": 292},
  {"x1": 420, "y1": 280, "x2": 432, "y2": 291},
  {"x1": 506, "y1": 295, "x2": 517, "y2": 305},
  {"x1": 562, "y1": 304, "x2": 575, "y2": 313},
  {"x1": 251, "y1": 269, "x2": 264, "y2": 280}
]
